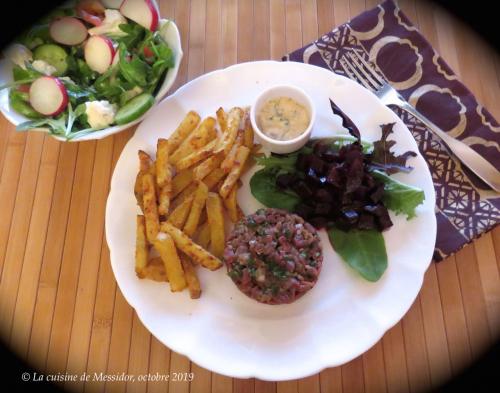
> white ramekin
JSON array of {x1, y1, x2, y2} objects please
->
[{"x1": 250, "y1": 84, "x2": 315, "y2": 154}]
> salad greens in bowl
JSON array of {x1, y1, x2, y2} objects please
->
[{"x1": 0, "y1": 0, "x2": 183, "y2": 141}]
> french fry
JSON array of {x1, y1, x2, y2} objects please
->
[
  {"x1": 219, "y1": 145, "x2": 250, "y2": 198},
  {"x1": 142, "y1": 172, "x2": 160, "y2": 243},
  {"x1": 134, "y1": 173, "x2": 145, "y2": 211},
  {"x1": 222, "y1": 186, "x2": 240, "y2": 223},
  {"x1": 135, "y1": 215, "x2": 149, "y2": 278},
  {"x1": 221, "y1": 130, "x2": 244, "y2": 172},
  {"x1": 161, "y1": 222, "x2": 222, "y2": 270},
  {"x1": 179, "y1": 253, "x2": 201, "y2": 299},
  {"x1": 215, "y1": 107, "x2": 243, "y2": 155},
  {"x1": 157, "y1": 140, "x2": 173, "y2": 216},
  {"x1": 183, "y1": 181, "x2": 209, "y2": 237},
  {"x1": 168, "y1": 111, "x2": 201, "y2": 154},
  {"x1": 198, "y1": 208, "x2": 207, "y2": 226},
  {"x1": 170, "y1": 117, "x2": 217, "y2": 165},
  {"x1": 196, "y1": 221, "x2": 211, "y2": 249},
  {"x1": 138, "y1": 150, "x2": 153, "y2": 171},
  {"x1": 167, "y1": 195, "x2": 194, "y2": 229},
  {"x1": 202, "y1": 167, "x2": 226, "y2": 190},
  {"x1": 243, "y1": 111, "x2": 254, "y2": 148},
  {"x1": 172, "y1": 168, "x2": 194, "y2": 198},
  {"x1": 174, "y1": 138, "x2": 218, "y2": 172},
  {"x1": 156, "y1": 139, "x2": 171, "y2": 187},
  {"x1": 171, "y1": 167, "x2": 224, "y2": 211},
  {"x1": 158, "y1": 186, "x2": 171, "y2": 216},
  {"x1": 206, "y1": 193, "x2": 225, "y2": 258},
  {"x1": 193, "y1": 152, "x2": 224, "y2": 181},
  {"x1": 171, "y1": 182, "x2": 198, "y2": 210},
  {"x1": 216, "y1": 107, "x2": 227, "y2": 133},
  {"x1": 134, "y1": 150, "x2": 154, "y2": 210},
  {"x1": 154, "y1": 232, "x2": 187, "y2": 292},
  {"x1": 143, "y1": 257, "x2": 168, "y2": 282}
]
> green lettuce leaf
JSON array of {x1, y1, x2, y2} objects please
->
[
  {"x1": 328, "y1": 228, "x2": 388, "y2": 282},
  {"x1": 118, "y1": 43, "x2": 151, "y2": 87},
  {"x1": 372, "y1": 170, "x2": 425, "y2": 219},
  {"x1": 249, "y1": 168, "x2": 301, "y2": 212},
  {"x1": 254, "y1": 151, "x2": 302, "y2": 172}
]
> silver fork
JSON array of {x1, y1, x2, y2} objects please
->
[{"x1": 340, "y1": 50, "x2": 500, "y2": 192}]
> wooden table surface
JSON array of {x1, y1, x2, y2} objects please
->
[{"x1": 0, "y1": 1, "x2": 499, "y2": 392}]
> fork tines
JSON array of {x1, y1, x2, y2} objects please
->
[{"x1": 340, "y1": 51, "x2": 384, "y2": 91}]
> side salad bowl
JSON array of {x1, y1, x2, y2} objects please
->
[{"x1": 0, "y1": 0, "x2": 183, "y2": 142}]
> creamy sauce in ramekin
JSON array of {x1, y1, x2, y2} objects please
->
[{"x1": 257, "y1": 96, "x2": 310, "y2": 141}]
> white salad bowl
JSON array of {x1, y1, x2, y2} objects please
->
[{"x1": 0, "y1": 18, "x2": 183, "y2": 142}]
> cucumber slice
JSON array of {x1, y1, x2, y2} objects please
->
[
  {"x1": 9, "y1": 89, "x2": 42, "y2": 119},
  {"x1": 33, "y1": 44, "x2": 68, "y2": 76},
  {"x1": 115, "y1": 93, "x2": 155, "y2": 125}
]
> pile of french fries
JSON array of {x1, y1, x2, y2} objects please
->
[{"x1": 134, "y1": 107, "x2": 261, "y2": 298}]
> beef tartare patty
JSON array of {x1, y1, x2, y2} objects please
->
[{"x1": 223, "y1": 208, "x2": 323, "y2": 304}]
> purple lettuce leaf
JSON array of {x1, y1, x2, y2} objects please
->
[
  {"x1": 369, "y1": 123, "x2": 417, "y2": 175},
  {"x1": 329, "y1": 99, "x2": 361, "y2": 141}
]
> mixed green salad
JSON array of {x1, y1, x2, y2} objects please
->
[
  {"x1": 1, "y1": 0, "x2": 174, "y2": 140},
  {"x1": 250, "y1": 100, "x2": 425, "y2": 282}
]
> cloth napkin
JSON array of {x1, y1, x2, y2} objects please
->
[{"x1": 283, "y1": 0, "x2": 500, "y2": 261}]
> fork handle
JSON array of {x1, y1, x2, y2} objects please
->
[{"x1": 399, "y1": 102, "x2": 500, "y2": 192}]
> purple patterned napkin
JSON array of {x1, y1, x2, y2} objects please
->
[{"x1": 283, "y1": 0, "x2": 499, "y2": 261}]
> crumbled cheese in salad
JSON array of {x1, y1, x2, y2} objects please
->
[
  {"x1": 3, "y1": 44, "x2": 32, "y2": 69},
  {"x1": 88, "y1": 9, "x2": 128, "y2": 37},
  {"x1": 32, "y1": 60, "x2": 57, "y2": 76},
  {"x1": 59, "y1": 76, "x2": 76, "y2": 84},
  {"x1": 85, "y1": 100, "x2": 117, "y2": 129}
]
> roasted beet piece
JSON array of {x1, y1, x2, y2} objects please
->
[
  {"x1": 308, "y1": 216, "x2": 329, "y2": 229},
  {"x1": 276, "y1": 173, "x2": 297, "y2": 189},
  {"x1": 327, "y1": 164, "x2": 343, "y2": 187},
  {"x1": 295, "y1": 203, "x2": 314, "y2": 219},
  {"x1": 322, "y1": 149, "x2": 339, "y2": 163},
  {"x1": 315, "y1": 188, "x2": 334, "y2": 203},
  {"x1": 305, "y1": 167, "x2": 325, "y2": 186},
  {"x1": 363, "y1": 172, "x2": 376, "y2": 188},
  {"x1": 309, "y1": 155, "x2": 326, "y2": 175},
  {"x1": 314, "y1": 203, "x2": 332, "y2": 216},
  {"x1": 344, "y1": 143, "x2": 363, "y2": 164},
  {"x1": 364, "y1": 204, "x2": 384, "y2": 216},
  {"x1": 376, "y1": 208, "x2": 393, "y2": 231},
  {"x1": 358, "y1": 214, "x2": 376, "y2": 230},
  {"x1": 370, "y1": 183, "x2": 385, "y2": 203},
  {"x1": 292, "y1": 180, "x2": 313, "y2": 199},
  {"x1": 343, "y1": 210, "x2": 359, "y2": 224},
  {"x1": 353, "y1": 185, "x2": 369, "y2": 201},
  {"x1": 313, "y1": 141, "x2": 328, "y2": 155},
  {"x1": 345, "y1": 158, "x2": 364, "y2": 193},
  {"x1": 296, "y1": 153, "x2": 312, "y2": 171}
]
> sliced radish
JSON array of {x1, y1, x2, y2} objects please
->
[
  {"x1": 102, "y1": 0, "x2": 123, "y2": 8},
  {"x1": 120, "y1": 0, "x2": 159, "y2": 31},
  {"x1": 49, "y1": 17, "x2": 88, "y2": 45},
  {"x1": 29, "y1": 76, "x2": 68, "y2": 116},
  {"x1": 76, "y1": 0, "x2": 105, "y2": 26},
  {"x1": 85, "y1": 35, "x2": 116, "y2": 74}
]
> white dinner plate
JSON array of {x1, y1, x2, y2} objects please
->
[{"x1": 105, "y1": 60, "x2": 436, "y2": 381}]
